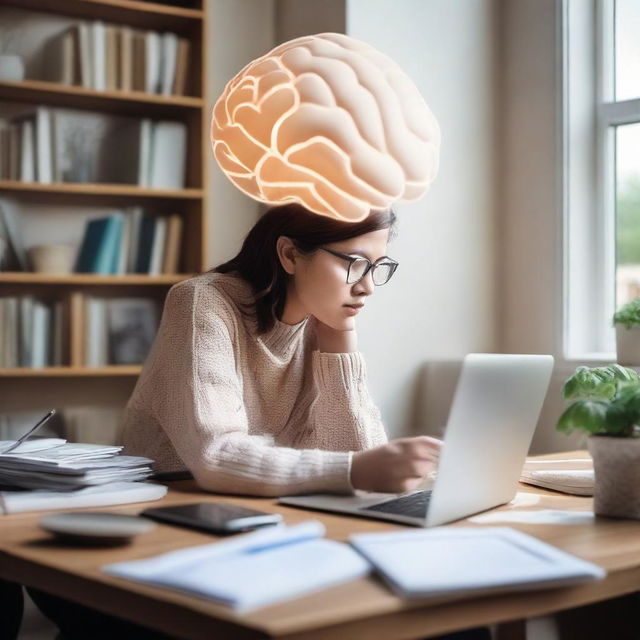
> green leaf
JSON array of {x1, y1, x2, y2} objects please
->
[
  {"x1": 556, "y1": 400, "x2": 609, "y2": 435},
  {"x1": 561, "y1": 364, "x2": 638, "y2": 400},
  {"x1": 613, "y1": 297, "x2": 640, "y2": 328}
]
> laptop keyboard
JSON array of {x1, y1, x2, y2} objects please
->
[{"x1": 362, "y1": 490, "x2": 432, "y2": 518}]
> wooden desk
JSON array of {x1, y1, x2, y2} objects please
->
[{"x1": 2, "y1": 451, "x2": 640, "y2": 640}]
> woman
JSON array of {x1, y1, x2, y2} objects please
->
[
  {"x1": 28, "y1": 203, "x2": 491, "y2": 640},
  {"x1": 122, "y1": 202, "x2": 441, "y2": 495}
]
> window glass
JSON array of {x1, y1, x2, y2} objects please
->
[
  {"x1": 615, "y1": 0, "x2": 640, "y2": 101},
  {"x1": 615, "y1": 122, "x2": 640, "y2": 306}
]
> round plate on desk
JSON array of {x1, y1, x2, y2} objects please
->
[{"x1": 40, "y1": 512, "x2": 156, "y2": 546}]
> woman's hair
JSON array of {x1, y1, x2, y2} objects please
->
[{"x1": 213, "y1": 203, "x2": 397, "y2": 334}]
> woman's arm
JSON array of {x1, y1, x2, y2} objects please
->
[
  {"x1": 142, "y1": 281, "x2": 353, "y2": 497},
  {"x1": 308, "y1": 318, "x2": 388, "y2": 451}
]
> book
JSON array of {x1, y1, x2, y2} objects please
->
[
  {"x1": 31, "y1": 299, "x2": 51, "y2": 368},
  {"x1": 160, "y1": 32, "x2": 178, "y2": 96},
  {"x1": 19, "y1": 118, "x2": 35, "y2": 182},
  {"x1": 135, "y1": 215, "x2": 156, "y2": 273},
  {"x1": 1, "y1": 297, "x2": 19, "y2": 367},
  {"x1": 18, "y1": 296, "x2": 34, "y2": 367},
  {"x1": 35, "y1": 107, "x2": 53, "y2": 184},
  {"x1": 520, "y1": 457, "x2": 594, "y2": 496},
  {"x1": 42, "y1": 27, "x2": 75, "y2": 85},
  {"x1": 85, "y1": 297, "x2": 108, "y2": 367},
  {"x1": 105, "y1": 521, "x2": 370, "y2": 612},
  {"x1": 172, "y1": 38, "x2": 190, "y2": 95},
  {"x1": 91, "y1": 21, "x2": 107, "y2": 91},
  {"x1": 148, "y1": 215, "x2": 167, "y2": 275},
  {"x1": 145, "y1": 31, "x2": 162, "y2": 94},
  {"x1": 0, "y1": 203, "x2": 28, "y2": 271},
  {"x1": 119, "y1": 26, "x2": 134, "y2": 91},
  {"x1": 132, "y1": 30, "x2": 146, "y2": 92},
  {"x1": 162, "y1": 213, "x2": 183, "y2": 274},
  {"x1": 76, "y1": 22, "x2": 92, "y2": 89},
  {"x1": 75, "y1": 215, "x2": 123, "y2": 274},
  {"x1": 139, "y1": 118, "x2": 152, "y2": 186},
  {"x1": 105, "y1": 25, "x2": 119, "y2": 91},
  {"x1": 349, "y1": 527, "x2": 605, "y2": 601},
  {"x1": 149, "y1": 121, "x2": 187, "y2": 189}
]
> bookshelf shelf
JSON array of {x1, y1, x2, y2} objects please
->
[
  {"x1": 0, "y1": 273, "x2": 191, "y2": 285},
  {"x1": 4, "y1": 0, "x2": 204, "y2": 31},
  {"x1": 0, "y1": 366, "x2": 142, "y2": 378},
  {"x1": 0, "y1": 80, "x2": 203, "y2": 117},
  {"x1": 0, "y1": 181, "x2": 204, "y2": 200}
]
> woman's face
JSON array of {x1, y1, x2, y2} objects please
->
[{"x1": 281, "y1": 228, "x2": 392, "y2": 331}]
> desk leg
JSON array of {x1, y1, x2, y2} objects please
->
[{"x1": 494, "y1": 620, "x2": 526, "y2": 640}]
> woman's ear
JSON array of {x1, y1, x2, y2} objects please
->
[{"x1": 276, "y1": 236, "x2": 297, "y2": 275}]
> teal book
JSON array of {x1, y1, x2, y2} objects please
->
[{"x1": 75, "y1": 216, "x2": 123, "y2": 274}]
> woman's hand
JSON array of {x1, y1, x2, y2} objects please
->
[
  {"x1": 313, "y1": 317, "x2": 357, "y2": 353},
  {"x1": 350, "y1": 436, "x2": 442, "y2": 493}
]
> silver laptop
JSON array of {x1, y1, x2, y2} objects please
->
[{"x1": 279, "y1": 353, "x2": 554, "y2": 527}]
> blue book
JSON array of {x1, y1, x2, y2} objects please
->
[
  {"x1": 135, "y1": 215, "x2": 156, "y2": 274},
  {"x1": 75, "y1": 216, "x2": 123, "y2": 274}
]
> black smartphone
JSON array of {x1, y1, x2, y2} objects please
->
[{"x1": 140, "y1": 502, "x2": 283, "y2": 534}]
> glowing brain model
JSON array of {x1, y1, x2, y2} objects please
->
[{"x1": 211, "y1": 32, "x2": 441, "y2": 222}]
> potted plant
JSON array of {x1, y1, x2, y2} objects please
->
[
  {"x1": 613, "y1": 297, "x2": 640, "y2": 365},
  {"x1": 557, "y1": 364, "x2": 640, "y2": 518}
]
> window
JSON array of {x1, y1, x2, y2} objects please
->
[{"x1": 564, "y1": 0, "x2": 640, "y2": 360}]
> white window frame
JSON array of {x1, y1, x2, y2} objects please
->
[{"x1": 563, "y1": 0, "x2": 640, "y2": 362}]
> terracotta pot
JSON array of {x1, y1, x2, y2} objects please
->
[
  {"x1": 587, "y1": 435, "x2": 640, "y2": 519},
  {"x1": 615, "y1": 324, "x2": 640, "y2": 366}
]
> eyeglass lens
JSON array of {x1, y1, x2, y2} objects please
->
[{"x1": 348, "y1": 258, "x2": 396, "y2": 285}]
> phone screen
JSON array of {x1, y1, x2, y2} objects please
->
[{"x1": 141, "y1": 502, "x2": 283, "y2": 534}]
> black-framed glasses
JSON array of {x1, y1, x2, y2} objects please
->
[{"x1": 319, "y1": 247, "x2": 399, "y2": 286}]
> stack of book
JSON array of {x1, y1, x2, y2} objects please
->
[
  {"x1": 43, "y1": 21, "x2": 191, "y2": 96},
  {"x1": 75, "y1": 210, "x2": 183, "y2": 275},
  {"x1": 0, "y1": 110, "x2": 187, "y2": 190},
  {"x1": 0, "y1": 438, "x2": 166, "y2": 515},
  {"x1": 0, "y1": 296, "x2": 64, "y2": 368}
]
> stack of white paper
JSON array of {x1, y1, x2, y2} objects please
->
[
  {"x1": 0, "y1": 440, "x2": 155, "y2": 491},
  {"x1": 349, "y1": 527, "x2": 605, "y2": 600},
  {"x1": 105, "y1": 521, "x2": 370, "y2": 612}
]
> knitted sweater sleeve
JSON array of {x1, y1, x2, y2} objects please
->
[
  {"x1": 309, "y1": 350, "x2": 389, "y2": 451},
  {"x1": 145, "y1": 281, "x2": 354, "y2": 497}
]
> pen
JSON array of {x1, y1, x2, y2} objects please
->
[{"x1": 1, "y1": 409, "x2": 57, "y2": 455}]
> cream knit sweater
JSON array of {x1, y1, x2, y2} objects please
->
[{"x1": 121, "y1": 272, "x2": 388, "y2": 496}]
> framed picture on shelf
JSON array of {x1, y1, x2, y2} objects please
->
[{"x1": 107, "y1": 298, "x2": 159, "y2": 365}]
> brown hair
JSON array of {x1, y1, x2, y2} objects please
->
[{"x1": 213, "y1": 203, "x2": 397, "y2": 333}]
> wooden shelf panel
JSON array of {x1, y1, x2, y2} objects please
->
[
  {"x1": 0, "y1": 181, "x2": 204, "y2": 200},
  {"x1": 3, "y1": 0, "x2": 203, "y2": 32},
  {"x1": 0, "y1": 273, "x2": 192, "y2": 285},
  {"x1": 0, "y1": 366, "x2": 142, "y2": 377},
  {"x1": 0, "y1": 80, "x2": 203, "y2": 117}
]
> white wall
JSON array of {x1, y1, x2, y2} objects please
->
[
  {"x1": 207, "y1": 0, "x2": 276, "y2": 267},
  {"x1": 499, "y1": 0, "x2": 586, "y2": 453},
  {"x1": 208, "y1": 0, "x2": 581, "y2": 451},
  {"x1": 347, "y1": 0, "x2": 500, "y2": 438}
]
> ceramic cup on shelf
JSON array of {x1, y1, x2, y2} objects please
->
[{"x1": 28, "y1": 244, "x2": 76, "y2": 275}]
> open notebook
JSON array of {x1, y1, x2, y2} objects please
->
[{"x1": 519, "y1": 457, "x2": 594, "y2": 496}]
